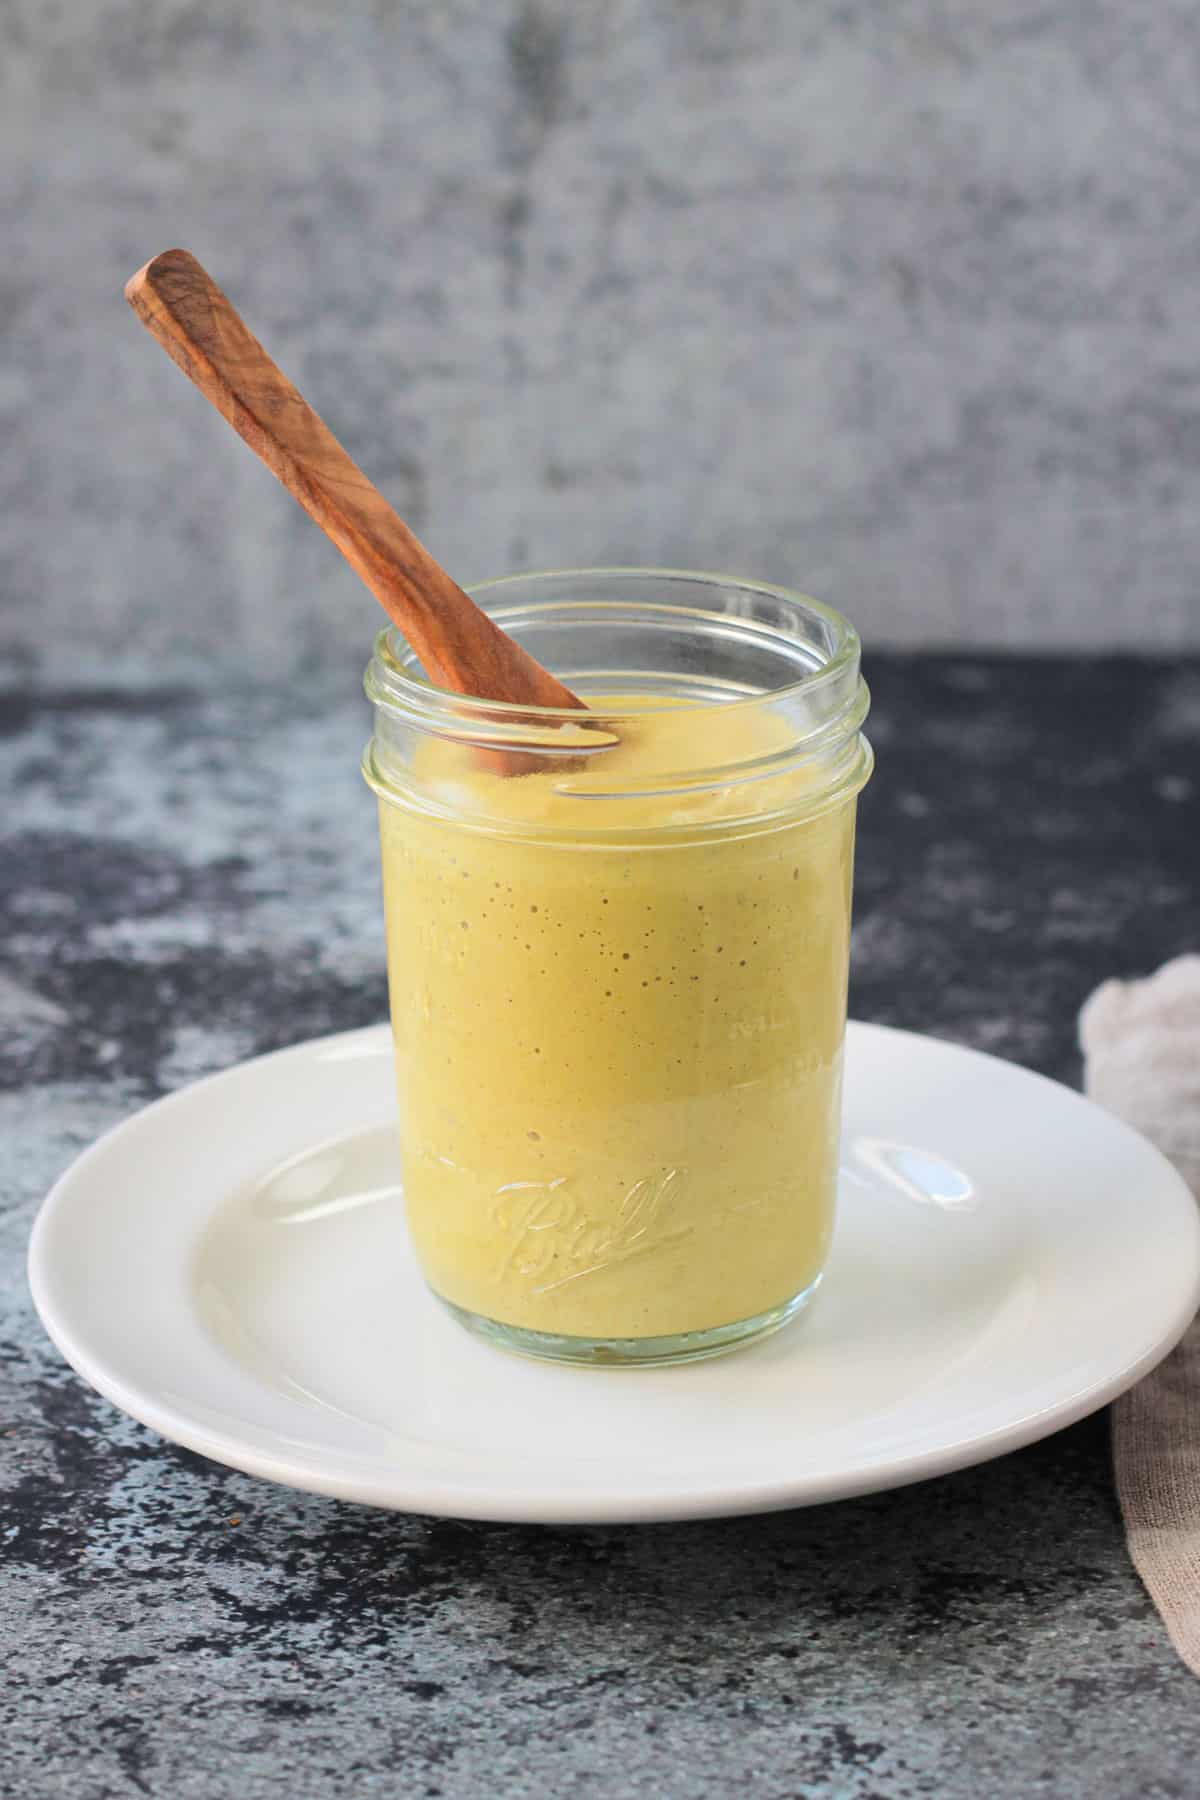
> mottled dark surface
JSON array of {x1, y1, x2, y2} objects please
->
[{"x1": 3, "y1": 656, "x2": 1199, "y2": 1798}]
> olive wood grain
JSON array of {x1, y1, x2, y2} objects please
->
[{"x1": 125, "y1": 249, "x2": 585, "y2": 716}]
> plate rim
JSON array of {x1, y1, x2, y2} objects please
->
[{"x1": 28, "y1": 1020, "x2": 1200, "y2": 1524}]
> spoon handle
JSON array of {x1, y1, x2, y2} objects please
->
[{"x1": 126, "y1": 249, "x2": 583, "y2": 711}]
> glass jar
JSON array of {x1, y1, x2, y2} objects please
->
[{"x1": 363, "y1": 569, "x2": 872, "y2": 1367}]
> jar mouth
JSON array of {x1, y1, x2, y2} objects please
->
[
  {"x1": 364, "y1": 568, "x2": 872, "y2": 829},
  {"x1": 365, "y1": 566, "x2": 863, "y2": 730}
]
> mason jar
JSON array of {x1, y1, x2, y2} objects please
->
[{"x1": 362, "y1": 569, "x2": 872, "y2": 1367}]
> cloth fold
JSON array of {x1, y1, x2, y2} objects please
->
[{"x1": 1080, "y1": 955, "x2": 1200, "y2": 1675}]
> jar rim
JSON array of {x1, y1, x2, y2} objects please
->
[{"x1": 364, "y1": 566, "x2": 862, "y2": 727}]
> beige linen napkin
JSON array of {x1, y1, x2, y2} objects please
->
[{"x1": 1080, "y1": 955, "x2": 1200, "y2": 1673}]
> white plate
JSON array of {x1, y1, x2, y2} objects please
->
[{"x1": 28, "y1": 1023, "x2": 1200, "y2": 1524}]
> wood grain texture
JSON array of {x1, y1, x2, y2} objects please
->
[{"x1": 124, "y1": 249, "x2": 585, "y2": 715}]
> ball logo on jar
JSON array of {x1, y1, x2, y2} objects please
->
[{"x1": 492, "y1": 1169, "x2": 691, "y2": 1294}]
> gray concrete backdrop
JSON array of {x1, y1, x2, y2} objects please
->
[{"x1": 3, "y1": 0, "x2": 1199, "y2": 680}]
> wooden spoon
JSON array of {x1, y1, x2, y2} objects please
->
[{"x1": 125, "y1": 248, "x2": 586, "y2": 719}]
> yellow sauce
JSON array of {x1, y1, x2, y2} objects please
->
[{"x1": 377, "y1": 698, "x2": 857, "y2": 1341}]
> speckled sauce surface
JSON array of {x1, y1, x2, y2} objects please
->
[{"x1": 3, "y1": 656, "x2": 1198, "y2": 1799}]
